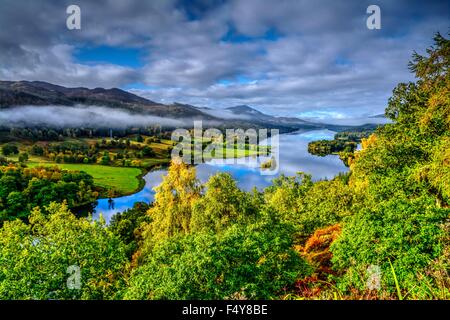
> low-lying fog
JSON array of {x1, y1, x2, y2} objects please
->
[{"x1": 0, "y1": 105, "x2": 185, "y2": 128}]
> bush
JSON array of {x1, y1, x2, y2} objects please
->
[
  {"x1": 125, "y1": 218, "x2": 310, "y2": 299},
  {"x1": 18, "y1": 152, "x2": 28, "y2": 163},
  {"x1": 0, "y1": 202, "x2": 128, "y2": 299},
  {"x1": 2, "y1": 144, "x2": 18, "y2": 157},
  {"x1": 330, "y1": 195, "x2": 448, "y2": 296},
  {"x1": 109, "y1": 202, "x2": 151, "y2": 258}
]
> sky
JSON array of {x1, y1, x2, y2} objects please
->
[{"x1": 0, "y1": 0, "x2": 448, "y2": 120}]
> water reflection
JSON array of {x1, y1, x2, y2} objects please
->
[
  {"x1": 108, "y1": 198, "x2": 115, "y2": 210},
  {"x1": 92, "y1": 129, "x2": 348, "y2": 223}
]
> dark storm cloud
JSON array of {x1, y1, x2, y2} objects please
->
[{"x1": 0, "y1": 0, "x2": 448, "y2": 117}]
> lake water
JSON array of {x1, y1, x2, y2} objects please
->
[{"x1": 92, "y1": 129, "x2": 348, "y2": 223}]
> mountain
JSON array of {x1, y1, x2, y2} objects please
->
[
  {"x1": 0, "y1": 80, "x2": 209, "y2": 119},
  {"x1": 0, "y1": 80, "x2": 379, "y2": 132},
  {"x1": 0, "y1": 80, "x2": 149, "y2": 106},
  {"x1": 226, "y1": 105, "x2": 275, "y2": 121},
  {"x1": 226, "y1": 105, "x2": 325, "y2": 130},
  {"x1": 369, "y1": 113, "x2": 386, "y2": 118},
  {"x1": 226, "y1": 105, "x2": 266, "y2": 115}
]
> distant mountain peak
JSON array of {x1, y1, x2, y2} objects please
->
[
  {"x1": 369, "y1": 113, "x2": 386, "y2": 118},
  {"x1": 226, "y1": 105, "x2": 264, "y2": 115}
]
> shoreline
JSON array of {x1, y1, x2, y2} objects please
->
[{"x1": 97, "y1": 161, "x2": 170, "y2": 199}]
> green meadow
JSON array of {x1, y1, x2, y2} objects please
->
[{"x1": 27, "y1": 162, "x2": 143, "y2": 195}]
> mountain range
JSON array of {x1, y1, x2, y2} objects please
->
[{"x1": 0, "y1": 80, "x2": 378, "y2": 132}]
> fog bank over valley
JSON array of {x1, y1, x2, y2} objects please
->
[{"x1": 0, "y1": 105, "x2": 185, "y2": 129}]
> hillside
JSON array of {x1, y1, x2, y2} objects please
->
[{"x1": 0, "y1": 80, "x2": 210, "y2": 119}]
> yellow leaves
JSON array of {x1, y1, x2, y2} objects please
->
[
  {"x1": 300, "y1": 224, "x2": 341, "y2": 274},
  {"x1": 28, "y1": 206, "x2": 46, "y2": 226},
  {"x1": 50, "y1": 171, "x2": 62, "y2": 181},
  {"x1": 20, "y1": 165, "x2": 63, "y2": 180},
  {"x1": 144, "y1": 160, "x2": 201, "y2": 245},
  {"x1": 265, "y1": 186, "x2": 296, "y2": 216},
  {"x1": 303, "y1": 224, "x2": 341, "y2": 255},
  {"x1": 414, "y1": 136, "x2": 450, "y2": 204},
  {"x1": 361, "y1": 133, "x2": 377, "y2": 150},
  {"x1": 0, "y1": 164, "x2": 19, "y2": 174},
  {"x1": 348, "y1": 133, "x2": 380, "y2": 194},
  {"x1": 347, "y1": 154, "x2": 355, "y2": 167},
  {"x1": 350, "y1": 133, "x2": 378, "y2": 178},
  {"x1": 131, "y1": 160, "x2": 142, "y2": 167},
  {"x1": 256, "y1": 256, "x2": 267, "y2": 266},
  {"x1": 418, "y1": 80, "x2": 450, "y2": 132}
]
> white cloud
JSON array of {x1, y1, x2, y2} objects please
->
[{"x1": 0, "y1": 0, "x2": 448, "y2": 119}]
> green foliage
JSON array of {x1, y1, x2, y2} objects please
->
[
  {"x1": 308, "y1": 139, "x2": 357, "y2": 156},
  {"x1": 190, "y1": 173, "x2": 257, "y2": 233},
  {"x1": 129, "y1": 162, "x2": 312, "y2": 299},
  {"x1": 141, "y1": 146, "x2": 155, "y2": 157},
  {"x1": 308, "y1": 130, "x2": 375, "y2": 165},
  {"x1": 100, "y1": 151, "x2": 111, "y2": 165},
  {"x1": 109, "y1": 202, "x2": 151, "y2": 258},
  {"x1": 0, "y1": 165, "x2": 97, "y2": 221},
  {"x1": 331, "y1": 195, "x2": 448, "y2": 294},
  {"x1": 11, "y1": 133, "x2": 173, "y2": 168},
  {"x1": 30, "y1": 144, "x2": 44, "y2": 156},
  {"x1": 18, "y1": 152, "x2": 29, "y2": 163},
  {"x1": 330, "y1": 33, "x2": 450, "y2": 298},
  {"x1": 422, "y1": 136, "x2": 450, "y2": 204},
  {"x1": 0, "y1": 156, "x2": 8, "y2": 166},
  {"x1": 2, "y1": 144, "x2": 18, "y2": 156},
  {"x1": 334, "y1": 130, "x2": 374, "y2": 142},
  {"x1": 125, "y1": 215, "x2": 310, "y2": 299},
  {"x1": 0, "y1": 202, "x2": 128, "y2": 299},
  {"x1": 264, "y1": 173, "x2": 353, "y2": 240}
]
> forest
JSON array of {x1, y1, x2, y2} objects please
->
[
  {"x1": 307, "y1": 129, "x2": 375, "y2": 159},
  {"x1": 307, "y1": 129, "x2": 376, "y2": 166},
  {"x1": 307, "y1": 139, "x2": 357, "y2": 156},
  {"x1": 0, "y1": 34, "x2": 448, "y2": 300}
]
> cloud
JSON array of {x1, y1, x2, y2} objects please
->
[
  {"x1": 0, "y1": 44, "x2": 140, "y2": 88},
  {"x1": 296, "y1": 109, "x2": 391, "y2": 126},
  {"x1": 0, "y1": 105, "x2": 184, "y2": 128},
  {"x1": 0, "y1": 0, "x2": 448, "y2": 119}
]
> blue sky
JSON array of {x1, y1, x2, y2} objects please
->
[
  {"x1": 221, "y1": 26, "x2": 282, "y2": 43},
  {"x1": 0, "y1": 0, "x2": 448, "y2": 120},
  {"x1": 74, "y1": 46, "x2": 145, "y2": 68}
]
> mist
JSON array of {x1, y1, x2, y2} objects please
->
[
  {"x1": 0, "y1": 105, "x2": 185, "y2": 129},
  {"x1": 198, "y1": 108, "x2": 251, "y2": 120},
  {"x1": 298, "y1": 116, "x2": 391, "y2": 126}
]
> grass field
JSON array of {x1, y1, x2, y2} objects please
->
[{"x1": 27, "y1": 162, "x2": 143, "y2": 195}]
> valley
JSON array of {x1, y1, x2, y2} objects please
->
[{"x1": 0, "y1": 131, "x2": 271, "y2": 198}]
